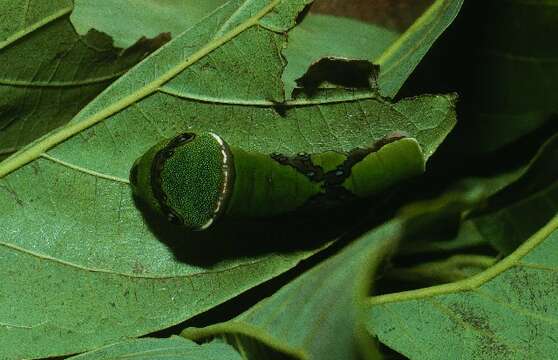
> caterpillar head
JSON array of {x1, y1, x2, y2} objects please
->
[{"x1": 130, "y1": 132, "x2": 234, "y2": 230}]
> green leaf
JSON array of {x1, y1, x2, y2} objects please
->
[
  {"x1": 283, "y1": 0, "x2": 464, "y2": 99},
  {"x1": 375, "y1": 0, "x2": 463, "y2": 97},
  {"x1": 183, "y1": 221, "x2": 404, "y2": 360},
  {"x1": 366, "y1": 215, "x2": 558, "y2": 359},
  {"x1": 0, "y1": 0, "x2": 157, "y2": 158},
  {"x1": 0, "y1": 1, "x2": 456, "y2": 358},
  {"x1": 0, "y1": 206, "x2": 323, "y2": 360},
  {"x1": 71, "y1": 0, "x2": 228, "y2": 48},
  {"x1": 395, "y1": 169, "x2": 527, "y2": 256},
  {"x1": 66, "y1": 337, "x2": 242, "y2": 360},
  {"x1": 0, "y1": 0, "x2": 459, "y2": 177}
]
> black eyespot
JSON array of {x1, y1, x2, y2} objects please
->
[{"x1": 130, "y1": 163, "x2": 139, "y2": 186}]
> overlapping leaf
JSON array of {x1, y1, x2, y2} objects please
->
[
  {"x1": 367, "y1": 215, "x2": 558, "y2": 359},
  {"x1": 375, "y1": 0, "x2": 463, "y2": 97},
  {"x1": 183, "y1": 221, "x2": 403, "y2": 360},
  {"x1": 383, "y1": 254, "x2": 496, "y2": 286},
  {"x1": 0, "y1": 0, "x2": 158, "y2": 158},
  {"x1": 71, "y1": 0, "x2": 227, "y2": 48},
  {"x1": 283, "y1": 0, "x2": 463, "y2": 99},
  {"x1": 467, "y1": 0, "x2": 558, "y2": 152},
  {"x1": 364, "y1": 132, "x2": 558, "y2": 358}
]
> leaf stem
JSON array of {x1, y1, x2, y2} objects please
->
[{"x1": 369, "y1": 214, "x2": 558, "y2": 305}]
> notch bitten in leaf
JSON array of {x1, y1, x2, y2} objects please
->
[{"x1": 295, "y1": 57, "x2": 379, "y2": 96}]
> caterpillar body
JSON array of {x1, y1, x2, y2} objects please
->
[{"x1": 130, "y1": 132, "x2": 424, "y2": 230}]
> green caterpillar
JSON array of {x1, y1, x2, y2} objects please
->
[{"x1": 130, "y1": 132, "x2": 425, "y2": 230}]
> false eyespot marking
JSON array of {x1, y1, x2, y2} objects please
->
[
  {"x1": 130, "y1": 131, "x2": 234, "y2": 231},
  {"x1": 130, "y1": 131, "x2": 425, "y2": 230}
]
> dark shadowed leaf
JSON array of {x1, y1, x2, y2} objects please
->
[
  {"x1": 454, "y1": 132, "x2": 558, "y2": 254},
  {"x1": 459, "y1": 0, "x2": 558, "y2": 152},
  {"x1": 408, "y1": 0, "x2": 558, "y2": 153},
  {"x1": 392, "y1": 131, "x2": 558, "y2": 258}
]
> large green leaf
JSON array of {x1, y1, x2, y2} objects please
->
[
  {"x1": 0, "y1": 0, "x2": 157, "y2": 158},
  {"x1": 366, "y1": 214, "x2": 558, "y2": 359},
  {"x1": 66, "y1": 337, "x2": 242, "y2": 360},
  {"x1": 71, "y1": 0, "x2": 228, "y2": 48},
  {"x1": 0, "y1": 0, "x2": 456, "y2": 358},
  {"x1": 0, "y1": 0, "x2": 459, "y2": 176},
  {"x1": 183, "y1": 220, "x2": 403, "y2": 360}
]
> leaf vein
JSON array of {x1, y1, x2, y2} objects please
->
[
  {"x1": 0, "y1": 6, "x2": 72, "y2": 50},
  {"x1": 40, "y1": 153, "x2": 129, "y2": 184}
]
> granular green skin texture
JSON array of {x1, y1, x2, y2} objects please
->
[{"x1": 159, "y1": 133, "x2": 230, "y2": 230}]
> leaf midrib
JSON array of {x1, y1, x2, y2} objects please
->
[
  {"x1": 159, "y1": 86, "x2": 380, "y2": 106},
  {"x1": 0, "y1": 237, "x2": 274, "y2": 279}
]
